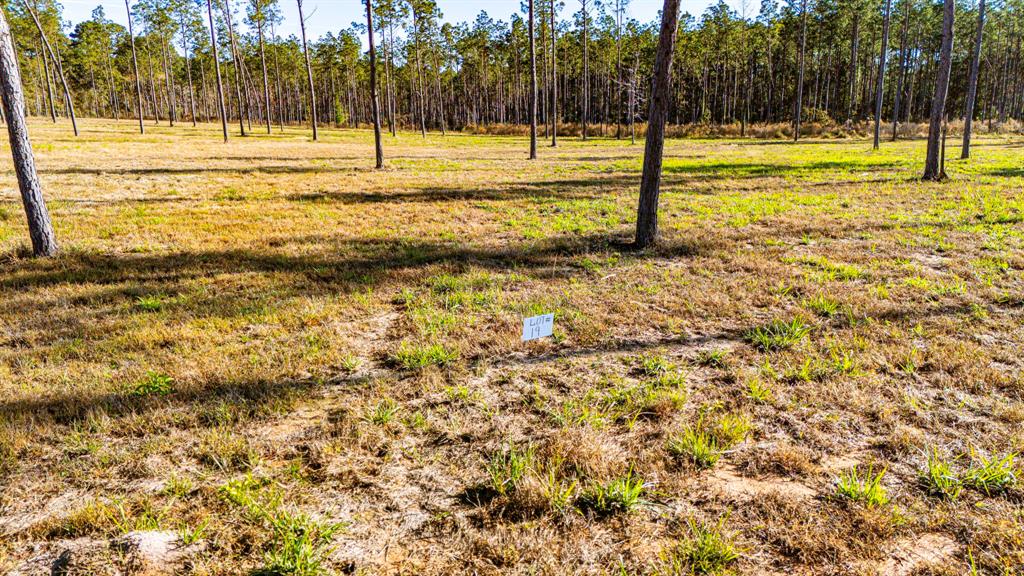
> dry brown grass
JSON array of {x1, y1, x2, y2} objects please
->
[{"x1": 0, "y1": 118, "x2": 1022, "y2": 575}]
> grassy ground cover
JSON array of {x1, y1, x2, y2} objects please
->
[{"x1": 0, "y1": 119, "x2": 1021, "y2": 575}]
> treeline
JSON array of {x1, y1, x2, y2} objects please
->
[{"x1": 5, "y1": 0, "x2": 1023, "y2": 135}]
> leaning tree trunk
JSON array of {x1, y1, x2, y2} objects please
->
[
  {"x1": 366, "y1": 0, "x2": 383, "y2": 169},
  {"x1": 634, "y1": 0, "x2": 681, "y2": 249},
  {"x1": 222, "y1": 0, "x2": 247, "y2": 136},
  {"x1": 24, "y1": 0, "x2": 77, "y2": 136},
  {"x1": 529, "y1": 0, "x2": 537, "y2": 159},
  {"x1": 794, "y1": 0, "x2": 808, "y2": 141},
  {"x1": 0, "y1": 8, "x2": 57, "y2": 256},
  {"x1": 297, "y1": 0, "x2": 318, "y2": 140},
  {"x1": 206, "y1": 0, "x2": 228, "y2": 141},
  {"x1": 924, "y1": 0, "x2": 955, "y2": 181},
  {"x1": 40, "y1": 40, "x2": 55, "y2": 122},
  {"x1": 873, "y1": 0, "x2": 892, "y2": 150},
  {"x1": 126, "y1": 0, "x2": 145, "y2": 133},
  {"x1": 962, "y1": 0, "x2": 986, "y2": 159}
]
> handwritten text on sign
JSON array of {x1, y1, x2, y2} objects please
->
[{"x1": 522, "y1": 314, "x2": 555, "y2": 342}]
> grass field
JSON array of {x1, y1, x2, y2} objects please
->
[{"x1": 0, "y1": 118, "x2": 1022, "y2": 575}]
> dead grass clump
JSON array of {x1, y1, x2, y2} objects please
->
[
  {"x1": 736, "y1": 442, "x2": 817, "y2": 477},
  {"x1": 539, "y1": 427, "x2": 628, "y2": 481},
  {"x1": 194, "y1": 428, "x2": 261, "y2": 472}
]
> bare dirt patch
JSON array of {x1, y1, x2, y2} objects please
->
[{"x1": 707, "y1": 464, "x2": 818, "y2": 501}]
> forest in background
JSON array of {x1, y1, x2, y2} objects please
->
[{"x1": 5, "y1": 0, "x2": 1024, "y2": 137}]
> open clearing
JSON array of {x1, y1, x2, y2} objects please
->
[{"x1": 0, "y1": 119, "x2": 1022, "y2": 575}]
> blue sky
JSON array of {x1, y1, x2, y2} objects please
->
[{"x1": 60, "y1": 0, "x2": 743, "y2": 43}]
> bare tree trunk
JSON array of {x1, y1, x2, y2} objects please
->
[
  {"x1": 923, "y1": 0, "x2": 954, "y2": 181},
  {"x1": 126, "y1": 0, "x2": 145, "y2": 133},
  {"x1": 631, "y1": 50, "x2": 638, "y2": 144},
  {"x1": 366, "y1": 0, "x2": 383, "y2": 168},
  {"x1": 24, "y1": 0, "x2": 77, "y2": 136},
  {"x1": 0, "y1": 9, "x2": 57, "y2": 256},
  {"x1": 105, "y1": 53, "x2": 119, "y2": 121},
  {"x1": 257, "y1": 21, "x2": 272, "y2": 134},
  {"x1": 550, "y1": 0, "x2": 557, "y2": 147},
  {"x1": 962, "y1": 0, "x2": 986, "y2": 159},
  {"x1": 271, "y1": 20, "x2": 285, "y2": 132},
  {"x1": 529, "y1": 0, "x2": 537, "y2": 159},
  {"x1": 180, "y1": 15, "x2": 197, "y2": 126},
  {"x1": 874, "y1": 0, "x2": 892, "y2": 150},
  {"x1": 891, "y1": 0, "x2": 910, "y2": 141},
  {"x1": 847, "y1": 12, "x2": 859, "y2": 124},
  {"x1": 793, "y1": 0, "x2": 807, "y2": 141},
  {"x1": 412, "y1": 8, "x2": 426, "y2": 137},
  {"x1": 614, "y1": 0, "x2": 622, "y2": 139},
  {"x1": 221, "y1": 0, "x2": 247, "y2": 136},
  {"x1": 206, "y1": 0, "x2": 229, "y2": 141},
  {"x1": 433, "y1": 52, "x2": 446, "y2": 135},
  {"x1": 297, "y1": 0, "x2": 317, "y2": 140},
  {"x1": 161, "y1": 40, "x2": 176, "y2": 126},
  {"x1": 634, "y1": 0, "x2": 681, "y2": 249},
  {"x1": 581, "y1": 0, "x2": 588, "y2": 141},
  {"x1": 386, "y1": 21, "x2": 396, "y2": 135},
  {"x1": 40, "y1": 40, "x2": 56, "y2": 122}
]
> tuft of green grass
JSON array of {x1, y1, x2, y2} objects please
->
[
  {"x1": 577, "y1": 470, "x2": 648, "y2": 516},
  {"x1": 746, "y1": 318, "x2": 812, "y2": 351},
  {"x1": 131, "y1": 372, "x2": 174, "y2": 396},
  {"x1": 364, "y1": 398, "x2": 401, "y2": 426},
  {"x1": 668, "y1": 427, "x2": 721, "y2": 470},
  {"x1": 637, "y1": 353, "x2": 675, "y2": 377},
  {"x1": 135, "y1": 294, "x2": 167, "y2": 312},
  {"x1": 177, "y1": 519, "x2": 208, "y2": 546},
  {"x1": 918, "y1": 449, "x2": 962, "y2": 501},
  {"x1": 745, "y1": 379, "x2": 772, "y2": 403},
  {"x1": 668, "y1": 412, "x2": 751, "y2": 470},
  {"x1": 835, "y1": 465, "x2": 889, "y2": 508},
  {"x1": 162, "y1": 474, "x2": 195, "y2": 498},
  {"x1": 963, "y1": 452, "x2": 1017, "y2": 496},
  {"x1": 538, "y1": 467, "x2": 578, "y2": 514},
  {"x1": 221, "y1": 476, "x2": 342, "y2": 576},
  {"x1": 338, "y1": 354, "x2": 361, "y2": 373},
  {"x1": 712, "y1": 413, "x2": 752, "y2": 449},
  {"x1": 695, "y1": 349, "x2": 729, "y2": 368},
  {"x1": 661, "y1": 516, "x2": 741, "y2": 575},
  {"x1": 260, "y1": 510, "x2": 344, "y2": 576},
  {"x1": 197, "y1": 429, "x2": 260, "y2": 472},
  {"x1": 796, "y1": 255, "x2": 864, "y2": 281},
  {"x1": 390, "y1": 342, "x2": 459, "y2": 370},
  {"x1": 803, "y1": 294, "x2": 840, "y2": 317},
  {"x1": 486, "y1": 444, "x2": 535, "y2": 496}
]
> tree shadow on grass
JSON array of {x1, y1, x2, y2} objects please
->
[
  {"x1": 1, "y1": 294, "x2": 996, "y2": 429},
  {"x1": 0, "y1": 324, "x2": 723, "y2": 428},
  {"x1": 35, "y1": 165, "x2": 375, "y2": 176},
  {"x1": 985, "y1": 167, "x2": 1024, "y2": 178},
  {"x1": 286, "y1": 176, "x2": 634, "y2": 204},
  {"x1": 0, "y1": 373, "x2": 325, "y2": 429},
  {"x1": 2, "y1": 233, "x2": 705, "y2": 290},
  {"x1": 0, "y1": 233, "x2": 708, "y2": 339},
  {"x1": 662, "y1": 159, "x2": 905, "y2": 178}
]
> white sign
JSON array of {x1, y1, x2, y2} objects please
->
[{"x1": 522, "y1": 313, "x2": 555, "y2": 342}]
